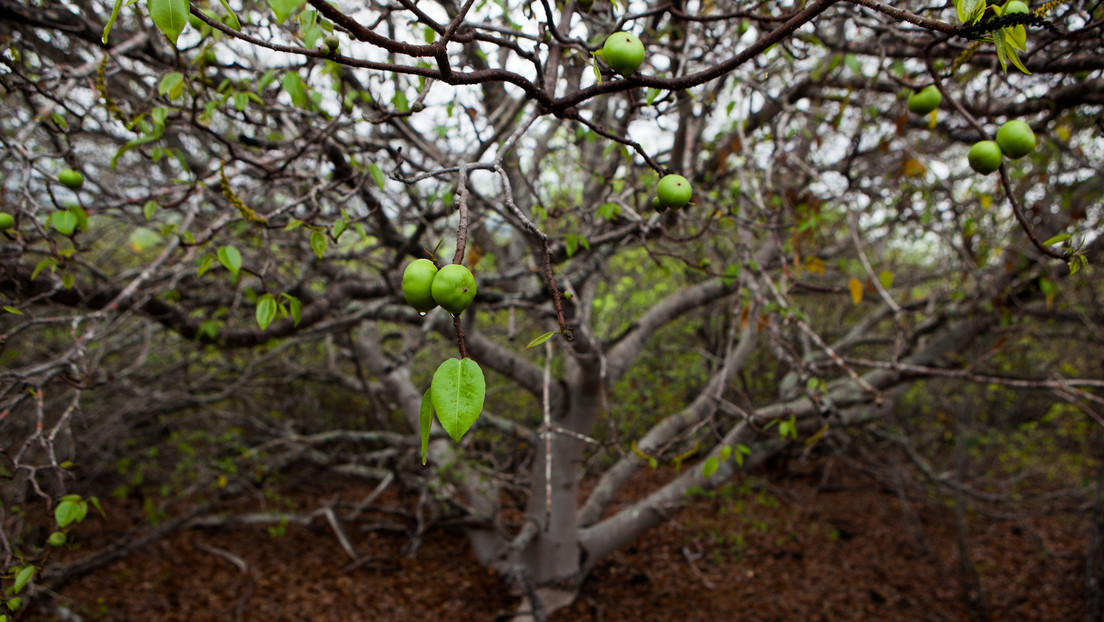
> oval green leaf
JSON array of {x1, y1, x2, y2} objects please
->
[
  {"x1": 719, "y1": 445, "x2": 732, "y2": 463},
  {"x1": 256, "y1": 294, "x2": 276, "y2": 330},
  {"x1": 12, "y1": 565, "x2": 34, "y2": 594},
  {"x1": 149, "y1": 0, "x2": 189, "y2": 45},
  {"x1": 217, "y1": 245, "x2": 241, "y2": 276},
  {"x1": 702, "y1": 456, "x2": 719, "y2": 478},
  {"x1": 52, "y1": 210, "x2": 77, "y2": 235},
  {"x1": 430, "y1": 358, "x2": 486, "y2": 442},
  {"x1": 310, "y1": 230, "x2": 326, "y2": 258}
]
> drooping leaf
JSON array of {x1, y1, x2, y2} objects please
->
[
  {"x1": 281, "y1": 293, "x2": 301, "y2": 325},
  {"x1": 526, "y1": 331, "x2": 556, "y2": 349},
  {"x1": 158, "y1": 72, "x2": 185, "y2": 99},
  {"x1": 702, "y1": 456, "x2": 719, "y2": 478},
  {"x1": 419, "y1": 389, "x2": 433, "y2": 464},
  {"x1": 52, "y1": 210, "x2": 77, "y2": 235},
  {"x1": 719, "y1": 446, "x2": 732, "y2": 462},
  {"x1": 149, "y1": 0, "x2": 189, "y2": 45},
  {"x1": 55, "y1": 499, "x2": 84, "y2": 528},
  {"x1": 369, "y1": 163, "x2": 386, "y2": 189},
  {"x1": 217, "y1": 0, "x2": 241, "y2": 29},
  {"x1": 430, "y1": 358, "x2": 486, "y2": 442},
  {"x1": 144, "y1": 200, "x2": 158, "y2": 221},
  {"x1": 256, "y1": 294, "x2": 276, "y2": 330},
  {"x1": 282, "y1": 72, "x2": 310, "y2": 109},
  {"x1": 266, "y1": 0, "x2": 306, "y2": 22},
  {"x1": 848, "y1": 277, "x2": 863, "y2": 305},
  {"x1": 103, "y1": 0, "x2": 124, "y2": 43},
  {"x1": 218, "y1": 245, "x2": 242, "y2": 276},
  {"x1": 12, "y1": 565, "x2": 34, "y2": 594},
  {"x1": 310, "y1": 230, "x2": 326, "y2": 258}
]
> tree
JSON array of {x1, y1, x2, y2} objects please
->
[{"x1": 1, "y1": 0, "x2": 1102, "y2": 618}]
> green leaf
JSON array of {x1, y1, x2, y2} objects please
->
[
  {"x1": 368, "y1": 163, "x2": 386, "y2": 189},
  {"x1": 256, "y1": 294, "x2": 276, "y2": 330},
  {"x1": 266, "y1": 0, "x2": 305, "y2": 22},
  {"x1": 419, "y1": 389, "x2": 433, "y2": 464},
  {"x1": 719, "y1": 445, "x2": 732, "y2": 462},
  {"x1": 310, "y1": 231, "x2": 326, "y2": 258},
  {"x1": 4, "y1": 306, "x2": 23, "y2": 315},
  {"x1": 282, "y1": 72, "x2": 310, "y2": 109},
  {"x1": 526, "y1": 331, "x2": 556, "y2": 349},
  {"x1": 216, "y1": 0, "x2": 241, "y2": 29},
  {"x1": 196, "y1": 254, "x2": 215, "y2": 277},
  {"x1": 218, "y1": 245, "x2": 242, "y2": 276},
  {"x1": 879, "y1": 270, "x2": 894, "y2": 289},
  {"x1": 646, "y1": 87, "x2": 660, "y2": 106},
  {"x1": 55, "y1": 499, "x2": 84, "y2": 528},
  {"x1": 597, "y1": 202, "x2": 620, "y2": 220},
  {"x1": 12, "y1": 566, "x2": 34, "y2": 594},
  {"x1": 103, "y1": 0, "x2": 124, "y2": 43},
  {"x1": 149, "y1": 0, "x2": 189, "y2": 45},
  {"x1": 956, "y1": 0, "x2": 984, "y2": 24},
  {"x1": 281, "y1": 293, "x2": 301, "y2": 325},
  {"x1": 702, "y1": 456, "x2": 719, "y2": 478},
  {"x1": 158, "y1": 72, "x2": 185, "y2": 99},
  {"x1": 430, "y1": 358, "x2": 486, "y2": 442},
  {"x1": 1043, "y1": 233, "x2": 1071, "y2": 246},
  {"x1": 144, "y1": 200, "x2": 158, "y2": 221},
  {"x1": 52, "y1": 210, "x2": 77, "y2": 235}
]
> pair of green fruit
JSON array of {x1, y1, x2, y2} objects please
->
[
  {"x1": 403, "y1": 259, "x2": 477, "y2": 315},
  {"x1": 968, "y1": 120, "x2": 1036, "y2": 174},
  {"x1": 652, "y1": 174, "x2": 693, "y2": 212}
]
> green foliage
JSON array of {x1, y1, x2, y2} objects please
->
[
  {"x1": 149, "y1": 0, "x2": 189, "y2": 45},
  {"x1": 430, "y1": 358, "x2": 486, "y2": 442}
]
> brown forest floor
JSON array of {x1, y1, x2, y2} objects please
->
[{"x1": 25, "y1": 456, "x2": 1089, "y2": 622}]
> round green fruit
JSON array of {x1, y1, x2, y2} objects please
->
[
  {"x1": 48, "y1": 531, "x2": 67, "y2": 547},
  {"x1": 431, "y1": 264, "x2": 477, "y2": 315},
  {"x1": 0, "y1": 213, "x2": 14, "y2": 230},
  {"x1": 602, "y1": 32, "x2": 645, "y2": 76},
  {"x1": 968, "y1": 140, "x2": 1003, "y2": 174},
  {"x1": 58, "y1": 169, "x2": 84, "y2": 190},
  {"x1": 402, "y1": 259, "x2": 439, "y2": 313},
  {"x1": 656, "y1": 174, "x2": 693, "y2": 209},
  {"x1": 907, "y1": 85, "x2": 941, "y2": 115},
  {"x1": 995, "y1": 120, "x2": 1035, "y2": 159},
  {"x1": 652, "y1": 197, "x2": 666, "y2": 213},
  {"x1": 1004, "y1": 0, "x2": 1029, "y2": 14}
]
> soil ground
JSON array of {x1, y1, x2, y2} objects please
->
[{"x1": 24, "y1": 456, "x2": 1089, "y2": 622}]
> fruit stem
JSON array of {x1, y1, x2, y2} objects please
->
[{"x1": 453, "y1": 314, "x2": 469, "y2": 359}]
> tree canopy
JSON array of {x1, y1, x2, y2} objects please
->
[{"x1": 1, "y1": 0, "x2": 1103, "y2": 617}]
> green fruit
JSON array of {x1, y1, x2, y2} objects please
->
[
  {"x1": 1004, "y1": 0, "x2": 1029, "y2": 14},
  {"x1": 431, "y1": 264, "x2": 477, "y2": 315},
  {"x1": 402, "y1": 259, "x2": 439, "y2": 313},
  {"x1": 602, "y1": 32, "x2": 645, "y2": 76},
  {"x1": 907, "y1": 85, "x2": 941, "y2": 115},
  {"x1": 48, "y1": 531, "x2": 67, "y2": 547},
  {"x1": 58, "y1": 169, "x2": 84, "y2": 190},
  {"x1": 968, "y1": 140, "x2": 1003, "y2": 174},
  {"x1": 995, "y1": 120, "x2": 1035, "y2": 159},
  {"x1": 0, "y1": 213, "x2": 14, "y2": 230},
  {"x1": 656, "y1": 174, "x2": 693, "y2": 209},
  {"x1": 652, "y1": 197, "x2": 666, "y2": 213}
]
